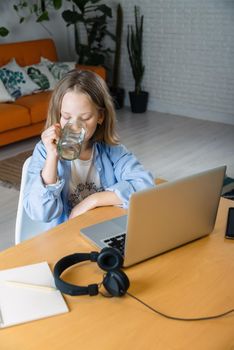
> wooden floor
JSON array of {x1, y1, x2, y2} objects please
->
[{"x1": 0, "y1": 107, "x2": 234, "y2": 251}]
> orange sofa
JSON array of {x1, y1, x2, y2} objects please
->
[{"x1": 0, "y1": 38, "x2": 106, "y2": 147}]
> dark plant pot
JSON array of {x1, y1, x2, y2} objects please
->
[
  {"x1": 110, "y1": 87, "x2": 125, "y2": 109},
  {"x1": 129, "y1": 91, "x2": 149, "y2": 113}
]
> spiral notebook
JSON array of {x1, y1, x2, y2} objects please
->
[{"x1": 0, "y1": 262, "x2": 69, "y2": 328}]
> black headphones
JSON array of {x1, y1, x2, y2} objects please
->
[
  {"x1": 54, "y1": 248, "x2": 234, "y2": 322},
  {"x1": 53, "y1": 248, "x2": 130, "y2": 297}
]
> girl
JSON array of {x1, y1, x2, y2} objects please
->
[{"x1": 23, "y1": 70, "x2": 154, "y2": 230}]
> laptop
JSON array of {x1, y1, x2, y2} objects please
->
[{"x1": 80, "y1": 165, "x2": 226, "y2": 267}]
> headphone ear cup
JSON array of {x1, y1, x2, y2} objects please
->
[
  {"x1": 97, "y1": 248, "x2": 123, "y2": 271},
  {"x1": 103, "y1": 270, "x2": 130, "y2": 297}
]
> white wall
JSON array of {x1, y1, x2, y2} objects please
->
[
  {"x1": 1, "y1": 1, "x2": 234, "y2": 125},
  {"x1": 115, "y1": 0, "x2": 234, "y2": 125}
]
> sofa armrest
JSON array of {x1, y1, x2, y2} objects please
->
[{"x1": 76, "y1": 64, "x2": 106, "y2": 81}]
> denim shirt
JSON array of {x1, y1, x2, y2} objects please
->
[{"x1": 23, "y1": 141, "x2": 155, "y2": 230}]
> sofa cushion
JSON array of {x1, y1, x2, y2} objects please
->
[
  {"x1": 15, "y1": 91, "x2": 52, "y2": 124},
  {"x1": 0, "y1": 80, "x2": 15, "y2": 102},
  {"x1": 41, "y1": 57, "x2": 76, "y2": 81},
  {"x1": 0, "y1": 103, "x2": 31, "y2": 132},
  {"x1": 24, "y1": 62, "x2": 57, "y2": 91},
  {"x1": 0, "y1": 59, "x2": 39, "y2": 99}
]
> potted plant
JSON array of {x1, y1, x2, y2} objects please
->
[
  {"x1": 127, "y1": 6, "x2": 148, "y2": 113},
  {"x1": 109, "y1": 4, "x2": 125, "y2": 109}
]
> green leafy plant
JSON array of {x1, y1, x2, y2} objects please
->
[
  {"x1": 14, "y1": 0, "x2": 62, "y2": 23},
  {"x1": 127, "y1": 6, "x2": 145, "y2": 95},
  {"x1": 62, "y1": 0, "x2": 115, "y2": 66},
  {"x1": 13, "y1": 0, "x2": 115, "y2": 66},
  {"x1": 0, "y1": 26, "x2": 9, "y2": 37}
]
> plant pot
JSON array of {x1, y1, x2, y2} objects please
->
[
  {"x1": 129, "y1": 91, "x2": 149, "y2": 113},
  {"x1": 110, "y1": 87, "x2": 125, "y2": 109}
]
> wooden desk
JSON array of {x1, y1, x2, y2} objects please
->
[{"x1": 0, "y1": 198, "x2": 234, "y2": 350}]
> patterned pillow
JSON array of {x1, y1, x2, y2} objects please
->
[
  {"x1": 0, "y1": 59, "x2": 39, "y2": 99},
  {"x1": 41, "y1": 57, "x2": 76, "y2": 82},
  {"x1": 24, "y1": 62, "x2": 57, "y2": 91},
  {"x1": 0, "y1": 79, "x2": 15, "y2": 102}
]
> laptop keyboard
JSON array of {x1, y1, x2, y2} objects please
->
[{"x1": 103, "y1": 233, "x2": 126, "y2": 256}]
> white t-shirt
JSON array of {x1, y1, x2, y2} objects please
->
[{"x1": 68, "y1": 150, "x2": 103, "y2": 211}]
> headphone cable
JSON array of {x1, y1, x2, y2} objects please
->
[{"x1": 127, "y1": 292, "x2": 234, "y2": 322}]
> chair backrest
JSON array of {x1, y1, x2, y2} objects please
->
[{"x1": 15, "y1": 156, "x2": 49, "y2": 244}]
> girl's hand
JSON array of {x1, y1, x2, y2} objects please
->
[
  {"x1": 69, "y1": 195, "x2": 96, "y2": 219},
  {"x1": 41, "y1": 123, "x2": 61, "y2": 157}
]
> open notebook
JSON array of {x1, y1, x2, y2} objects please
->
[{"x1": 0, "y1": 262, "x2": 68, "y2": 328}]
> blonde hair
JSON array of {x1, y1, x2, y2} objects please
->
[{"x1": 45, "y1": 70, "x2": 119, "y2": 145}]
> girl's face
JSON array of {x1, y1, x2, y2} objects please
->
[{"x1": 60, "y1": 91, "x2": 104, "y2": 142}]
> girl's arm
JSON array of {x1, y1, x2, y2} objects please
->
[
  {"x1": 23, "y1": 125, "x2": 66, "y2": 223},
  {"x1": 41, "y1": 123, "x2": 61, "y2": 184},
  {"x1": 69, "y1": 191, "x2": 122, "y2": 219}
]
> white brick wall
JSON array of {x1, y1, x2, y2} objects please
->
[{"x1": 109, "y1": 0, "x2": 234, "y2": 124}]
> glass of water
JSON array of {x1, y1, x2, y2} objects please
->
[{"x1": 57, "y1": 119, "x2": 86, "y2": 161}]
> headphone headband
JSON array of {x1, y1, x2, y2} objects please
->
[
  {"x1": 54, "y1": 252, "x2": 100, "y2": 296},
  {"x1": 53, "y1": 248, "x2": 129, "y2": 297}
]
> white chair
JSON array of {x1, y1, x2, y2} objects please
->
[{"x1": 15, "y1": 156, "x2": 49, "y2": 244}]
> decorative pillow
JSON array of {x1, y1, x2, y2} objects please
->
[
  {"x1": 41, "y1": 57, "x2": 76, "y2": 81},
  {"x1": 24, "y1": 62, "x2": 57, "y2": 91},
  {"x1": 0, "y1": 79, "x2": 15, "y2": 102},
  {"x1": 0, "y1": 59, "x2": 39, "y2": 99}
]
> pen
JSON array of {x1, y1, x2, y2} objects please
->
[
  {"x1": 0, "y1": 306, "x2": 4, "y2": 326},
  {"x1": 4, "y1": 280, "x2": 58, "y2": 292}
]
